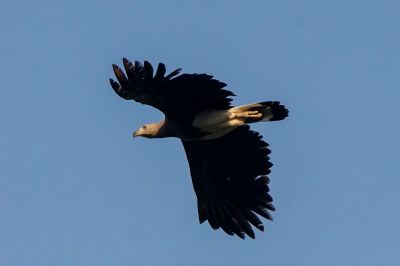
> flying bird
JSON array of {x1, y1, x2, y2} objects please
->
[{"x1": 109, "y1": 59, "x2": 288, "y2": 239}]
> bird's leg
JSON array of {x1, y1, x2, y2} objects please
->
[{"x1": 229, "y1": 110, "x2": 262, "y2": 119}]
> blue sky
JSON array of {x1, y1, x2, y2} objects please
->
[{"x1": 1, "y1": 0, "x2": 399, "y2": 265}]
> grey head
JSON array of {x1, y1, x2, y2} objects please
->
[{"x1": 133, "y1": 123, "x2": 162, "y2": 138}]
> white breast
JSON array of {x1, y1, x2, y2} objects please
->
[{"x1": 191, "y1": 109, "x2": 248, "y2": 140}]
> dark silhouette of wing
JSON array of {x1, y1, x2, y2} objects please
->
[
  {"x1": 181, "y1": 126, "x2": 275, "y2": 239},
  {"x1": 110, "y1": 59, "x2": 235, "y2": 122}
]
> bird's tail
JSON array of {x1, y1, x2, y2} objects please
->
[{"x1": 229, "y1": 101, "x2": 289, "y2": 124}]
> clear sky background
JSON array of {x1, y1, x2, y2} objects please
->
[{"x1": 1, "y1": 1, "x2": 399, "y2": 265}]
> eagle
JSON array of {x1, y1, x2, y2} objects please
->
[{"x1": 109, "y1": 59, "x2": 288, "y2": 239}]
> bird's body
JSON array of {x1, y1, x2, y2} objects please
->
[
  {"x1": 135, "y1": 101, "x2": 287, "y2": 141},
  {"x1": 110, "y1": 59, "x2": 288, "y2": 239}
]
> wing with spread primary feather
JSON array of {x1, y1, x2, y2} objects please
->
[
  {"x1": 110, "y1": 59, "x2": 235, "y2": 122},
  {"x1": 181, "y1": 126, "x2": 275, "y2": 239}
]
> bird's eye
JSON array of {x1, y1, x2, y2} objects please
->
[{"x1": 142, "y1": 125, "x2": 147, "y2": 129}]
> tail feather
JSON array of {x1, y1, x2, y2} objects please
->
[{"x1": 258, "y1": 101, "x2": 289, "y2": 121}]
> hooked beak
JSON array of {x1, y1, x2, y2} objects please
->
[{"x1": 132, "y1": 131, "x2": 139, "y2": 137}]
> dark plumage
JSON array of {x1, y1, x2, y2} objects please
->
[
  {"x1": 110, "y1": 59, "x2": 234, "y2": 122},
  {"x1": 182, "y1": 126, "x2": 274, "y2": 239},
  {"x1": 109, "y1": 59, "x2": 288, "y2": 239}
]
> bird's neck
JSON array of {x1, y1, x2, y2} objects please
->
[{"x1": 152, "y1": 120, "x2": 176, "y2": 138}]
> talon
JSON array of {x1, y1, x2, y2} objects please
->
[
  {"x1": 244, "y1": 111, "x2": 262, "y2": 118},
  {"x1": 246, "y1": 111, "x2": 259, "y2": 115}
]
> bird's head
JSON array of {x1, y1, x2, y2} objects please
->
[{"x1": 133, "y1": 123, "x2": 160, "y2": 138}]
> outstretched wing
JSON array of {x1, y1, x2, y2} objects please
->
[
  {"x1": 110, "y1": 59, "x2": 235, "y2": 122},
  {"x1": 181, "y1": 126, "x2": 275, "y2": 239}
]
